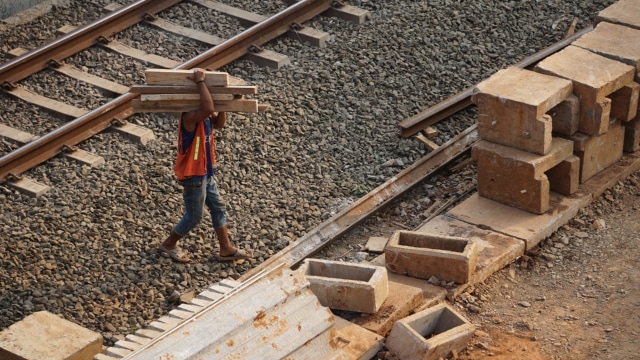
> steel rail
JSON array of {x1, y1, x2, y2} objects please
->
[
  {"x1": 0, "y1": 0, "x2": 182, "y2": 85},
  {"x1": 398, "y1": 26, "x2": 594, "y2": 138},
  {"x1": 0, "y1": 0, "x2": 335, "y2": 182}
]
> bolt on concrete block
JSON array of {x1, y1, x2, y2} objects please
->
[
  {"x1": 386, "y1": 303, "x2": 475, "y2": 360},
  {"x1": 385, "y1": 230, "x2": 477, "y2": 284},
  {"x1": 300, "y1": 258, "x2": 389, "y2": 314}
]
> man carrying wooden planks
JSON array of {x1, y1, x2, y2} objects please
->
[{"x1": 158, "y1": 68, "x2": 252, "y2": 263}]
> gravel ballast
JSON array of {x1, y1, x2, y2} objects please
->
[{"x1": 0, "y1": 0, "x2": 616, "y2": 346}]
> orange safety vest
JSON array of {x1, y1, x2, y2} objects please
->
[{"x1": 174, "y1": 116, "x2": 216, "y2": 180}]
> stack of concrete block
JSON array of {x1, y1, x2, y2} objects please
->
[
  {"x1": 471, "y1": 66, "x2": 579, "y2": 214},
  {"x1": 572, "y1": 13, "x2": 640, "y2": 152},
  {"x1": 534, "y1": 45, "x2": 637, "y2": 183}
]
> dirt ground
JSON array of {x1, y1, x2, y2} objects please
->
[
  {"x1": 454, "y1": 171, "x2": 640, "y2": 360},
  {"x1": 321, "y1": 164, "x2": 640, "y2": 360}
]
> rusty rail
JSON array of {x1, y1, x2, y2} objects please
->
[
  {"x1": 241, "y1": 124, "x2": 480, "y2": 280},
  {"x1": 398, "y1": 26, "x2": 594, "y2": 138},
  {"x1": 0, "y1": 0, "x2": 181, "y2": 85},
  {"x1": 0, "y1": 0, "x2": 335, "y2": 182}
]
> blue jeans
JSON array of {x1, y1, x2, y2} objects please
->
[{"x1": 174, "y1": 176, "x2": 228, "y2": 236}]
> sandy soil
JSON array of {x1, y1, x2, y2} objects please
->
[{"x1": 456, "y1": 171, "x2": 640, "y2": 360}]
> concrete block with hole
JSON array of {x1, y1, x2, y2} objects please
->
[
  {"x1": 546, "y1": 155, "x2": 581, "y2": 195},
  {"x1": 472, "y1": 137, "x2": 575, "y2": 214},
  {"x1": 0, "y1": 311, "x2": 102, "y2": 360},
  {"x1": 549, "y1": 94, "x2": 580, "y2": 136},
  {"x1": 560, "y1": 119, "x2": 625, "y2": 182},
  {"x1": 386, "y1": 303, "x2": 475, "y2": 360},
  {"x1": 624, "y1": 116, "x2": 640, "y2": 152},
  {"x1": 300, "y1": 258, "x2": 389, "y2": 314},
  {"x1": 385, "y1": 230, "x2": 477, "y2": 284},
  {"x1": 472, "y1": 66, "x2": 573, "y2": 155},
  {"x1": 535, "y1": 45, "x2": 635, "y2": 136}
]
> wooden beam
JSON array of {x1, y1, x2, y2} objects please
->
[
  {"x1": 132, "y1": 99, "x2": 259, "y2": 113},
  {"x1": 423, "y1": 127, "x2": 438, "y2": 138},
  {"x1": 57, "y1": 25, "x2": 181, "y2": 69},
  {"x1": 129, "y1": 84, "x2": 256, "y2": 95},
  {"x1": 9, "y1": 47, "x2": 129, "y2": 95},
  {"x1": 144, "y1": 69, "x2": 229, "y2": 86},
  {"x1": 140, "y1": 94, "x2": 235, "y2": 101},
  {"x1": 415, "y1": 133, "x2": 439, "y2": 151}
]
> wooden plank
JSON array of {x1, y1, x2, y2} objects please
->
[
  {"x1": 146, "y1": 16, "x2": 225, "y2": 44},
  {"x1": 102, "y1": 41, "x2": 181, "y2": 68},
  {"x1": 56, "y1": 64, "x2": 129, "y2": 95},
  {"x1": 129, "y1": 84, "x2": 256, "y2": 95},
  {"x1": 423, "y1": 126, "x2": 438, "y2": 138},
  {"x1": 64, "y1": 149, "x2": 105, "y2": 167},
  {"x1": 190, "y1": 0, "x2": 329, "y2": 47},
  {"x1": 132, "y1": 98, "x2": 259, "y2": 113},
  {"x1": 144, "y1": 69, "x2": 229, "y2": 86},
  {"x1": 57, "y1": 24, "x2": 181, "y2": 69},
  {"x1": 6, "y1": 87, "x2": 87, "y2": 118},
  {"x1": 191, "y1": 0, "x2": 264, "y2": 24},
  {"x1": 111, "y1": 122, "x2": 156, "y2": 145},
  {"x1": 416, "y1": 133, "x2": 439, "y2": 151},
  {"x1": 10, "y1": 46, "x2": 130, "y2": 95},
  {"x1": 140, "y1": 93, "x2": 234, "y2": 101},
  {"x1": 0, "y1": 124, "x2": 38, "y2": 143},
  {"x1": 8, "y1": 177, "x2": 50, "y2": 197}
]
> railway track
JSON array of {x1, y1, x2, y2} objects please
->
[
  {"x1": 0, "y1": 0, "x2": 617, "y2": 351},
  {"x1": 0, "y1": 0, "x2": 366, "y2": 195}
]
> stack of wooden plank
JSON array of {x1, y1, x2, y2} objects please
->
[{"x1": 131, "y1": 69, "x2": 264, "y2": 113}]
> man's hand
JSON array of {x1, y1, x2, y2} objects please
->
[
  {"x1": 188, "y1": 68, "x2": 206, "y2": 84},
  {"x1": 181, "y1": 68, "x2": 215, "y2": 132}
]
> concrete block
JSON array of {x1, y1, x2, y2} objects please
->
[
  {"x1": 365, "y1": 236, "x2": 389, "y2": 253},
  {"x1": 473, "y1": 66, "x2": 572, "y2": 155},
  {"x1": 350, "y1": 276, "x2": 424, "y2": 336},
  {"x1": 549, "y1": 94, "x2": 579, "y2": 135},
  {"x1": 573, "y1": 22, "x2": 640, "y2": 79},
  {"x1": 535, "y1": 45, "x2": 635, "y2": 136},
  {"x1": 416, "y1": 215, "x2": 525, "y2": 299},
  {"x1": 547, "y1": 155, "x2": 581, "y2": 195},
  {"x1": 596, "y1": 0, "x2": 640, "y2": 30},
  {"x1": 624, "y1": 116, "x2": 640, "y2": 152},
  {"x1": 0, "y1": 311, "x2": 102, "y2": 360},
  {"x1": 610, "y1": 82, "x2": 640, "y2": 122},
  {"x1": 385, "y1": 230, "x2": 478, "y2": 284},
  {"x1": 562, "y1": 119, "x2": 625, "y2": 182},
  {"x1": 472, "y1": 137, "x2": 574, "y2": 214},
  {"x1": 301, "y1": 258, "x2": 389, "y2": 314},
  {"x1": 386, "y1": 303, "x2": 475, "y2": 360}
]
